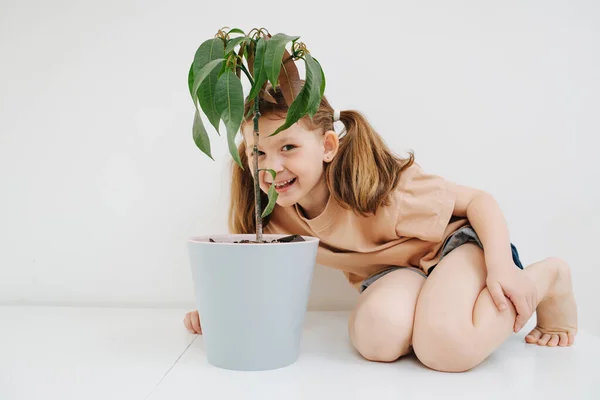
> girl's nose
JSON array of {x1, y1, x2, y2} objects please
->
[{"x1": 265, "y1": 155, "x2": 285, "y2": 174}]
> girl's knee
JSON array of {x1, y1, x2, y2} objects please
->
[
  {"x1": 545, "y1": 256, "x2": 569, "y2": 270},
  {"x1": 349, "y1": 298, "x2": 415, "y2": 362},
  {"x1": 412, "y1": 324, "x2": 482, "y2": 372}
]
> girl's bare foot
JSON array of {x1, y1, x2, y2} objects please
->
[{"x1": 525, "y1": 259, "x2": 577, "y2": 347}]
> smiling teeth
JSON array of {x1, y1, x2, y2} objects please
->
[{"x1": 274, "y1": 178, "x2": 294, "y2": 187}]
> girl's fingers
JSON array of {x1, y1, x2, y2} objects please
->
[
  {"x1": 488, "y1": 281, "x2": 508, "y2": 312},
  {"x1": 183, "y1": 313, "x2": 194, "y2": 333},
  {"x1": 190, "y1": 311, "x2": 202, "y2": 334}
]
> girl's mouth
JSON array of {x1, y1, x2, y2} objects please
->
[{"x1": 273, "y1": 178, "x2": 296, "y2": 193}]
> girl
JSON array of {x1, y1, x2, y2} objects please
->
[{"x1": 184, "y1": 85, "x2": 578, "y2": 372}]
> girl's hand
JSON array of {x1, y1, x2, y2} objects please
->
[
  {"x1": 486, "y1": 263, "x2": 538, "y2": 333},
  {"x1": 183, "y1": 310, "x2": 202, "y2": 334}
]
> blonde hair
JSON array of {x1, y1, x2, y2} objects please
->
[{"x1": 228, "y1": 84, "x2": 414, "y2": 234}]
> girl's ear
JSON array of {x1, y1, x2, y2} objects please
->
[{"x1": 322, "y1": 130, "x2": 339, "y2": 161}]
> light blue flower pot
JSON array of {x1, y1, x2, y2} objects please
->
[{"x1": 187, "y1": 234, "x2": 319, "y2": 371}]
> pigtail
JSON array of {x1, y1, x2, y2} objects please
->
[{"x1": 325, "y1": 110, "x2": 414, "y2": 217}]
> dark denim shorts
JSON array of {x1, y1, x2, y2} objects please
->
[{"x1": 360, "y1": 225, "x2": 524, "y2": 293}]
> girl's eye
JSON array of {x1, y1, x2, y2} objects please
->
[{"x1": 252, "y1": 145, "x2": 294, "y2": 157}]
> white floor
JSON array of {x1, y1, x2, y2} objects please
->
[{"x1": 1, "y1": 307, "x2": 598, "y2": 400}]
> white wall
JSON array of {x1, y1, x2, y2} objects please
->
[{"x1": 1, "y1": 0, "x2": 598, "y2": 334}]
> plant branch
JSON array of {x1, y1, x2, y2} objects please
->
[{"x1": 253, "y1": 101, "x2": 262, "y2": 242}]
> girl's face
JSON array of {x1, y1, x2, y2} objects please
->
[{"x1": 241, "y1": 116, "x2": 337, "y2": 208}]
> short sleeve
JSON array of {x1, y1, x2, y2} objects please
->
[{"x1": 394, "y1": 164, "x2": 456, "y2": 242}]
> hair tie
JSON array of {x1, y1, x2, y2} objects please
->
[{"x1": 332, "y1": 109, "x2": 346, "y2": 138}]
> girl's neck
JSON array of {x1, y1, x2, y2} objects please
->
[{"x1": 296, "y1": 178, "x2": 330, "y2": 220}]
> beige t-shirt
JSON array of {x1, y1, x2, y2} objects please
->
[{"x1": 264, "y1": 163, "x2": 470, "y2": 291}]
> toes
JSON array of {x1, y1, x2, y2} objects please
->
[
  {"x1": 525, "y1": 328, "x2": 542, "y2": 344},
  {"x1": 538, "y1": 333, "x2": 551, "y2": 346},
  {"x1": 547, "y1": 335, "x2": 560, "y2": 347},
  {"x1": 558, "y1": 332, "x2": 569, "y2": 346},
  {"x1": 527, "y1": 331, "x2": 575, "y2": 347}
]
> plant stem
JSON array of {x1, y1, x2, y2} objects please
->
[
  {"x1": 253, "y1": 98, "x2": 262, "y2": 242},
  {"x1": 238, "y1": 63, "x2": 254, "y2": 86}
]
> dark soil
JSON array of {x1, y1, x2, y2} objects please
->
[{"x1": 208, "y1": 234, "x2": 305, "y2": 244}]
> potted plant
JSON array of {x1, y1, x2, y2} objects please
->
[{"x1": 186, "y1": 27, "x2": 325, "y2": 371}]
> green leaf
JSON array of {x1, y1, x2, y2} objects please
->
[
  {"x1": 269, "y1": 86, "x2": 308, "y2": 137},
  {"x1": 192, "y1": 38, "x2": 225, "y2": 75},
  {"x1": 188, "y1": 63, "x2": 195, "y2": 99},
  {"x1": 247, "y1": 40, "x2": 256, "y2": 75},
  {"x1": 261, "y1": 169, "x2": 279, "y2": 218},
  {"x1": 264, "y1": 33, "x2": 300, "y2": 90},
  {"x1": 198, "y1": 71, "x2": 224, "y2": 135},
  {"x1": 227, "y1": 28, "x2": 245, "y2": 35},
  {"x1": 191, "y1": 59, "x2": 225, "y2": 110},
  {"x1": 192, "y1": 38, "x2": 225, "y2": 134},
  {"x1": 304, "y1": 53, "x2": 323, "y2": 119},
  {"x1": 224, "y1": 37, "x2": 249, "y2": 54},
  {"x1": 313, "y1": 56, "x2": 326, "y2": 99},
  {"x1": 214, "y1": 70, "x2": 244, "y2": 169},
  {"x1": 269, "y1": 55, "x2": 319, "y2": 137},
  {"x1": 247, "y1": 38, "x2": 268, "y2": 101},
  {"x1": 193, "y1": 108, "x2": 213, "y2": 160}
]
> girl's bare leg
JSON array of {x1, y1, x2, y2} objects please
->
[
  {"x1": 411, "y1": 243, "x2": 577, "y2": 372},
  {"x1": 349, "y1": 268, "x2": 426, "y2": 362}
]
